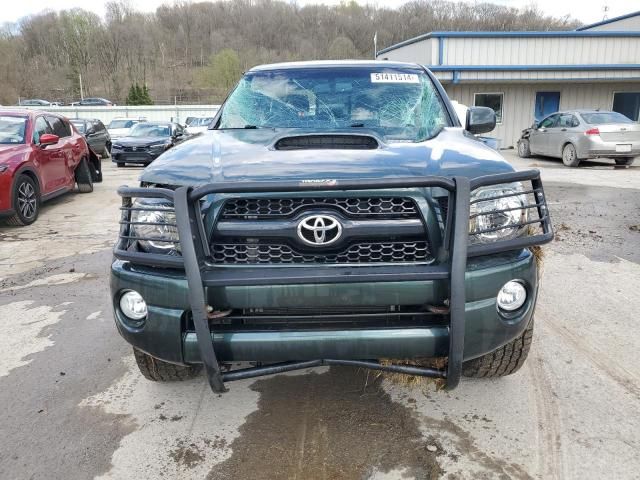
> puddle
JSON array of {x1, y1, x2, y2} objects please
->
[{"x1": 208, "y1": 367, "x2": 443, "y2": 480}]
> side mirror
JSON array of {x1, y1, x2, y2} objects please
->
[
  {"x1": 532, "y1": 121, "x2": 539, "y2": 129},
  {"x1": 39, "y1": 133, "x2": 59, "y2": 147},
  {"x1": 86, "y1": 128, "x2": 96, "y2": 136},
  {"x1": 466, "y1": 107, "x2": 496, "y2": 135}
]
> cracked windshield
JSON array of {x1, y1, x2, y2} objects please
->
[{"x1": 218, "y1": 68, "x2": 450, "y2": 142}]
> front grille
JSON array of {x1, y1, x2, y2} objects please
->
[
  {"x1": 123, "y1": 146, "x2": 148, "y2": 152},
  {"x1": 221, "y1": 197, "x2": 419, "y2": 219},
  {"x1": 211, "y1": 241, "x2": 431, "y2": 264}
]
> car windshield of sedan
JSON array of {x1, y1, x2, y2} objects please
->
[
  {"x1": 190, "y1": 117, "x2": 214, "y2": 127},
  {"x1": 217, "y1": 67, "x2": 450, "y2": 142},
  {"x1": 71, "y1": 121, "x2": 86, "y2": 133},
  {"x1": 0, "y1": 116, "x2": 27, "y2": 144},
  {"x1": 109, "y1": 119, "x2": 136, "y2": 129},
  {"x1": 129, "y1": 124, "x2": 171, "y2": 137}
]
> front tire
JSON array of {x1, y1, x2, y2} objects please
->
[
  {"x1": 4, "y1": 175, "x2": 39, "y2": 226},
  {"x1": 75, "y1": 158, "x2": 94, "y2": 193},
  {"x1": 615, "y1": 157, "x2": 635, "y2": 166},
  {"x1": 517, "y1": 139, "x2": 531, "y2": 158},
  {"x1": 133, "y1": 348, "x2": 202, "y2": 381},
  {"x1": 562, "y1": 143, "x2": 580, "y2": 167},
  {"x1": 462, "y1": 318, "x2": 534, "y2": 378},
  {"x1": 102, "y1": 142, "x2": 111, "y2": 158}
]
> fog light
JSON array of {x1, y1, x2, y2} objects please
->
[
  {"x1": 120, "y1": 290, "x2": 148, "y2": 320},
  {"x1": 497, "y1": 281, "x2": 527, "y2": 312}
]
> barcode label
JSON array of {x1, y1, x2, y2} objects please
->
[{"x1": 370, "y1": 73, "x2": 420, "y2": 83}]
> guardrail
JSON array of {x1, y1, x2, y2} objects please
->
[{"x1": 6, "y1": 105, "x2": 221, "y2": 124}]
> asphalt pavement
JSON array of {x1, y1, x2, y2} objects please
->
[{"x1": 1, "y1": 150, "x2": 639, "y2": 480}]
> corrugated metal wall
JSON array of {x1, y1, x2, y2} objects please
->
[
  {"x1": 446, "y1": 83, "x2": 640, "y2": 148},
  {"x1": 377, "y1": 39, "x2": 434, "y2": 64},
  {"x1": 442, "y1": 36, "x2": 640, "y2": 66},
  {"x1": 582, "y1": 15, "x2": 640, "y2": 32}
]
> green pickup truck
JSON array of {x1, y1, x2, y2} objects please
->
[{"x1": 111, "y1": 61, "x2": 553, "y2": 392}]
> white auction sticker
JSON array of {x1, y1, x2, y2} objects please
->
[{"x1": 370, "y1": 72, "x2": 420, "y2": 83}]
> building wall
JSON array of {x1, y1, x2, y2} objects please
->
[
  {"x1": 581, "y1": 15, "x2": 640, "y2": 32},
  {"x1": 377, "y1": 39, "x2": 435, "y2": 64},
  {"x1": 445, "y1": 82, "x2": 640, "y2": 148},
  {"x1": 441, "y1": 36, "x2": 640, "y2": 66}
]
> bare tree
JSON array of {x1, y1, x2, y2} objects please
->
[{"x1": 0, "y1": 0, "x2": 581, "y2": 104}]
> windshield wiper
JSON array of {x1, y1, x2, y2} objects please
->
[
  {"x1": 349, "y1": 123, "x2": 365, "y2": 128},
  {"x1": 243, "y1": 125, "x2": 258, "y2": 129}
]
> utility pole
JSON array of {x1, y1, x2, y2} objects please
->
[
  {"x1": 373, "y1": 32, "x2": 378, "y2": 59},
  {"x1": 79, "y1": 73, "x2": 84, "y2": 100}
]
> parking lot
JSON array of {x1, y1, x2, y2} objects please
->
[{"x1": 1, "y1": 152, "x2": 639, "y2": 480}]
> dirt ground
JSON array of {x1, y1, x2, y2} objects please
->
[{"x1": 1, "y1": 150, "x2": 639, "y2": 480}]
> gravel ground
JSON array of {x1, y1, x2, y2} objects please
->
[{"x1": 0, "y1": 151, "x2": 639, "y2": 480}]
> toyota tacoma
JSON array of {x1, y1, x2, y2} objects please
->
[{"x1": 111, "y1": 61, "x2": 553, "y2": 392}]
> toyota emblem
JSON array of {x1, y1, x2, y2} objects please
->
[{"x1": 297, "y1": 214, "x2": 342, "y2": 246}]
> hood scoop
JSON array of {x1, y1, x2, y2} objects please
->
[{"x1": 274, "y1": 134, "x2": 379, "y2": 151}]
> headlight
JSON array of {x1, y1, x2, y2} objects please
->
[
  {"x1": 112, "y1": 144, "x2": 123, "y2": 150},
  {"x1": 130, "y1": 198, "x2": 180, "y2": 254},
  {"x1": 149, "y1": 143, "x2": 169, "y2": 153},
  {"x1": 469, "y1": 183, "x2": 528, "y2": 243}
]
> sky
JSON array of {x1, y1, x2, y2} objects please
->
[{"x1": 0, "y1": 0, "x2": 636, "y2": 26}]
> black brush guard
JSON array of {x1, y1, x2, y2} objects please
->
[{"x1": 114, "y1": 170, "x2": 553, "y2": 392}]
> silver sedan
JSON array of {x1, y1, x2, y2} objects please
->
[{"x1": 518, "y1": 110, "x2": 639, "y2": 167}]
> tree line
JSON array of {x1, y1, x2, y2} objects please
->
[{"x1": 0, "y1": 0, "x2": 580, "y2": 105}]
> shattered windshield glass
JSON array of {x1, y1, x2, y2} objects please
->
[{"x1": 217, "y1": 67, "x2": 450, "y2": 142}]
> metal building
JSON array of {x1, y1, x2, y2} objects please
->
[{"x1": 376, "y1": 10, "x2": 640, "y2": 148}]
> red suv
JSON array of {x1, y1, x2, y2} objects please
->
[{"x1": 0, "y1": 110, "x2": 101, "y2": 225}]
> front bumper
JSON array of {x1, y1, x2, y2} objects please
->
[
  {"x1": 111, "y1": 249, "x2": 537, "y2": 364},
  {"x1": 0, "y1": 171, "x2": 13, "y2": 213}
]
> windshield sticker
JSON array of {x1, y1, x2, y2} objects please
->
[{"x1": 370, "y1": 73, "x2": 419, "y2": 84}]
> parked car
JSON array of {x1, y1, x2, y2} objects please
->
[
  {"x1": 110, "y1": 61, "x2": 553, "y2": 392},
  {"x1": 184, "y1": 117, "x2": 197, "y2": 127},
  {"x1": 70, "y1": 118, "x2": 112, "y2": 157},
  {"x1": 71, "y1": 97, "x2": 114, "y2": 107},
  {"x1": 0, "y1": 110, "x2": 100, "y2": 226},
  {"x1": 107, "y1": 118, "x2": 143, "y2": 140},
  {"x1": 19, "y1": 99, "x2": 51, "y2": 107},
  {"x1": 518, "y1": 110, "x2": 639, "y2": 167},
  {"x1": 111, "y1": 122, "x2": 185, "y2": 167},
  {"x1": 185, "y1": 117, "x2": 215, "y2": 135}
]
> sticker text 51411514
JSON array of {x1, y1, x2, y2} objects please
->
[{"x1": 370, "y1": 73, "x2": 420, "y2": 84}]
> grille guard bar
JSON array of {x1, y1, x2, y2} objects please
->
[{"x1": 114, "y1": 170, "x2": 553, "y2": 392}]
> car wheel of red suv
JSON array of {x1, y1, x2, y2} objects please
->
[{"x1": 5, "y1": 174, "x2": 39, "y2": 226}]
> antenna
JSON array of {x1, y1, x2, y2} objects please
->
[{"x1": 602, "y1": 5, "x2": 609, "y2": 21}]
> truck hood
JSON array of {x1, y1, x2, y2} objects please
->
[{"x1": 140, "y1": 127, "x2": 513, "y2": 187}]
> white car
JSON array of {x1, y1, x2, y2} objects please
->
[
  {"x1": 108, "y1": 118, "x2": 143, "y2": 140},
  {"x1": 185, "y1": 117, "x2": 215, "y2": 135}
]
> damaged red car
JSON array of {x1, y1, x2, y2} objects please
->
[{"x1": 0, "y1": 110, "x2": 101, "y2": 226}]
